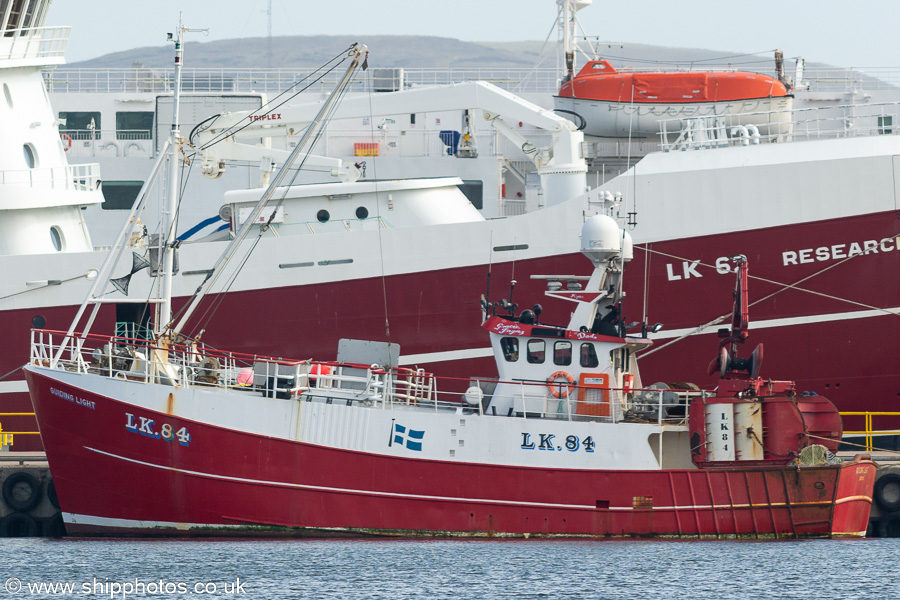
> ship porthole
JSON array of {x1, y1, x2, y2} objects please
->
[
  {"x1": 32, "y1": 315, "x2": 46, "y2": 329},
  {"x1": 355, "y1": 206, "x2": 369, "y2": 220},
  {"x1": 23, "y1": 143, "x2": 38, "y2": 168},
  {"x1": 50, "y1": 226, "x2": 65, "y2": 252},
  {"x1": 316, "y1": 209, "x2": 330, "y2": 223},
  {"x1": 2, "y1": 83, "x2": 11, "y2": 109}
]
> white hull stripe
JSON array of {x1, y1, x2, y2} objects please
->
[
  {"x1": 85, "y1": 447, "x2": 847, "y2": 518},
  {"x1": 62, "y1": 512, "x2": 247, "y2": 531},
  {"x1": 0, "y1": 380, "x2": 28, "y2": 393},
  {"x1": 401, "y1": 306, "x2": 900, "y2": 365},
  {"x1": 655, "y1": 305, "x2": 900, "y2": 341}
]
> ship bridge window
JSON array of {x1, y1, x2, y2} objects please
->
[
  {"x1": 3, "y1": 83, "x2": 11, "y2": 109},
  {"x1": 58, "y1": 111, "x2": 101, "y2": 140},
  {"x1": 101, "y1": 181, "x2": 143, "y2": 210},
  {"x1": 526, "y1": 339, "x2": 545, "y2": 364},
  {"x1": 3, "y1": 1, "x2": 22, "y2": 35},
  {"x1": 553, "y1": 341, "x2": 572, "y2": 366},
  {"x1": 23, "y1": 143, "x2": 37, "y2": 168},
  {"x1": 500, "y1": 337, "x2": 519, "y2": 362},
  {"x1": 580, "y1": 343, "x2": 599, "y2": 368},
  {"x1": 116, "y1": 112, "x2": 154, "y2": 140},
  {"x1": 878, "y1": 116, "x2": 893, "y2": 135}
]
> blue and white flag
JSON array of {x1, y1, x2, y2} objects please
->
[{"x1": 391, "y1": 422, "x2": 425, "y2": 451}]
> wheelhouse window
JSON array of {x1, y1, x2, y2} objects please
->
[
  {"x1": 500, "y1": 337, "x2": 519, "y2": 362},
  {"x1": 580, "y1": 343, "x2": 599, "y2": 368},
  {"x1": 58, "y1": 111, "x2": 101, "y2": 140},
  {"x1": 116, "y1": 111, "x2": 154, "y2": 140},
  {"x1": 101, "y1": 181, "x2": 144, "y2": 210},
  {"x1": 526, "y1": 339, "x2": 545, "y2": 364},
  {"x1": 553, "y1": 341, "x2": 572, "y2": 366}
]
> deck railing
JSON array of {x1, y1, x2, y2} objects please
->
[
  {"x1": 29, "y1": 328, "x2": 696, "y2": 426},
  {"x1": 658, "y1": 100, "x2": 900, "y2": 151},
  {"x1": 0, "y1": 163, "x2": 101, "y2": 192},
  {"x1": 0, "y1": 26, "x2": 68, "y2": 62},
  {"x1": 43, "y1": 65, "x2": 900, "y2": 95},
  {"x1": 839, "y1": 411, "x2": 900, "y2": 452},
  {"x1": 0, "y1": 416, "x2": 38, "y2": 447}
]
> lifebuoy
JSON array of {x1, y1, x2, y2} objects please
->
[
  {"x1": 874, "y1": 473, "x2": 900, "y2": 512},
  {"x1": 2, "y1": 472, "x2": 41, "y2": 512},
  {"x1": 309, "y1": 363, "x2": 332, "y2": 387},
  {"x1": 547, "y1": 371, "x2": 576, "y2": 398},
  {"x1": 60, "y1": 133, "x2": 72, "y2": 151}
]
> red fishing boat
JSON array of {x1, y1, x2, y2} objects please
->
[{"x1": 24, "y1": 192, "x2": 876, "y2": 536}]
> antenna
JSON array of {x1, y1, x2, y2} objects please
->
[{"x1": 266, "y1": 0, "x2": 273, "y2": 70}]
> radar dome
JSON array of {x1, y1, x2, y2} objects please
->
[
  {"x1": 581, "y1": 215, "x2": 621, "y2": 263},
  {"x1": 622, "y1": 230, "x2": 634, "y2": 261}
]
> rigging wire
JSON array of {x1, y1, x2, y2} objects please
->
[
  {"x1": 637, "y1": 235, "x2": 900, "y2": 358},
  {"x1": 177, "y1": 50, "x2": 364, "y2": 338},
  {"x1": 513, "y1": 7, "x2": 562, "y2": 91},
  {"x1": 170, "y1": 51, "x2": 360, "y2": 333},
  {"x1": 192, "y1": 47, "x2": 354, "y2": 153},
  {"x1": 593, "y1": 49, "x2": 782, "y2": 67},
  {"x1": 364, "y1": 67, "x2": 393, "y2": 355}
]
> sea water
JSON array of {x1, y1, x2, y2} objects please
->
[{"x1": 0, "y1": 537, "x2": 896, "y2": 599}]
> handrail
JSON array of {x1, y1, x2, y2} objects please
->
[
  {"x1": 0, "y1": 163, "x2": 101, "y2": 192},
  {"x1": 0, "y1": 26, "x2": 69, "y2": 62},
  {"x1": 0, "y1": 419, "x2": 39, "y2": 447},
  {"x1": 658, "y1": 99, "x2": 900, "y2": 151},
  {"x1": 839, "y1": 411, "x2": 900, "y2": 452},
  {"x1": 28, "y1": 327, "x2": 700, "y2": 426},
  {"x1": 43, "y1": 65, "x2": 900, "y2": 94}
]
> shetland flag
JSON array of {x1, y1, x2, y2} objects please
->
[{"x1": 391, "y1": 422, "x2": 425, "y2": 451}]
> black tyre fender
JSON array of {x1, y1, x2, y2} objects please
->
[
  {"x1": 42, "y1": 513, "x2": 66, "y2": 538},
  {"x1": 0, "y1": 512, "x2": 39, "y2": 537},
  {"x1": 873, "y1": 473, "x2": 900, "y2": 512},
  {"x1": 47, "y1": 478, "x2": 59, "y2": 510},
  {"x1": 877, "y1": 511, "x2": 900, "y2": 538},
  {"x1": 2, "y1": 472, "x2": 41, "y2": 512}
]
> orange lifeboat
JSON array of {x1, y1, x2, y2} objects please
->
[{"x1": 555, "y1": 60, "x2": 793, "y2": 139}]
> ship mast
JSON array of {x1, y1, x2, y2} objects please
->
[
  {"x1": 158, "y1": 16, "x2": 209, "y2": 337},
  {"x1": 557, "y1": 0, "x2": 593, "y2": 83}
]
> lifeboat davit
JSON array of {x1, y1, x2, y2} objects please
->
[{"x1": 554, "y1": 59, "x2": 794, "y2": 139}]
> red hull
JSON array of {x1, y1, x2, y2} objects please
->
[{"x1": 25, "y1": 369, "x2": 875, "y2": 538}]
